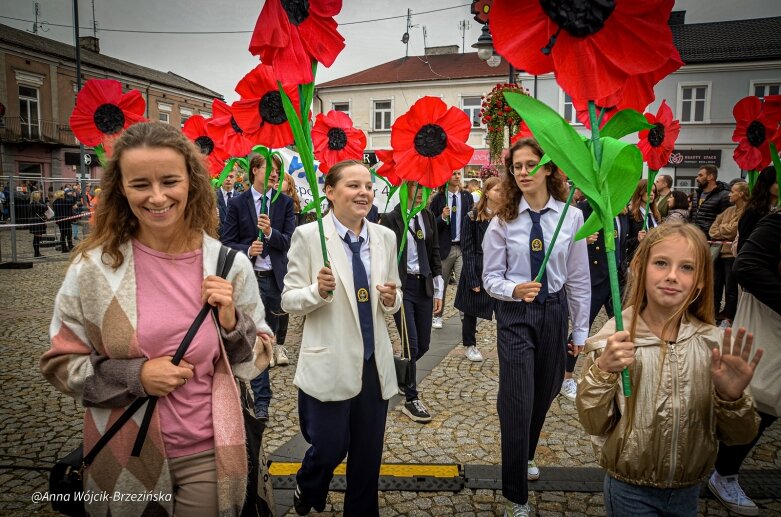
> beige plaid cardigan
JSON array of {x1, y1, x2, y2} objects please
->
[{"x1": 41, "y1": 234, "x2": 271, "y2": 516}]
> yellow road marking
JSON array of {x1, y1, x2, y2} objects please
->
[{"x1": 269, "y1": 463, "x2": 460, "y2": 478}]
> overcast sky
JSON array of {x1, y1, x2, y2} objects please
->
[{"x1": 2, "y1": 0, "x2": 781, "y2": 102}]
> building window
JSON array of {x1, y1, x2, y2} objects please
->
[
  {"x1": 180, "y1": 108, "x2": 193, "y2": 128},
  {"x1": 18, "y1": 85, "x2": 40, "y2": 139},
  {"x1": 461, "y1": 96, "x2": 482, "y2": 128},
  {"x1": 373, "y1": 100, "x2": 392, "y2": 131},
  {"x1": 19, "y1": 162, "x2": 43, "y2": 176},
  {"x1": 753, "y1": 82, "x2": 781, "y2": 100},
  {"x1": 332, "y1": 101, "x2": 350, "y2": 117},
  {"x1": 561, "y1": 92, "x2": 580, "y2": 125},
  {"x1": 158, "y1": 103, "x2": 172, "y2": 124},
  {"x1": 200, "y1": 111, "x2": 211, "y2": 119},
  {"x1": 679, "y1": 84, "x2": 709, "y2": 123}
]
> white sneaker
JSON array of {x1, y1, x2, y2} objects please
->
[
  {"x1": 465, "y1": 345, "x2": 484, "y2": 362},
  {"x1": 432, "y1": 316, "x2": 443, "y2": 329},
  {"x1": 269, "y1": 349, "x2": 276, "y2": 368},
  {"x1": 275, "y1": 346, "x2": 290, "y2": 366},
  {"x1": 504, "y1": 502, "x2": 531, "y2": 517},
  {"x1": 708, "y1": 472, "x2": 758, "y2": 516},
  {"x1": 560, "y1": 378, "x2": 577, "y2": 402},
  {"x1": 527, "y1": 460, "x2": 540, "y2": 481}
]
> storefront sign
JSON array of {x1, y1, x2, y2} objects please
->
[{"x1": 667, "y1": 149, "x2": 722, "y2": 168}]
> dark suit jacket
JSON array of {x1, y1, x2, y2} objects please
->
[
  {"x1": 577, "y1": 200, "x2": 630, "y2": 288},
  {"x1": 380, "y1": 205, "x2": 442, "y2": 297},
  {"x1": 429, "y1": 189, "x2": 474, "y2": 260},
  {"x1": 367, "y1": 204, "x2": 380, "y2": 224},
  {"x1": 216, "y1": 189, "x2": 235, "y2": 238},
  {"x1": 222, "y1": 188, "x2": 296, "y2": 292}
]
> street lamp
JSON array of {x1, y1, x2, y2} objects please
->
[{"x1": 472, "y1": 25, "x2": 495, "y2": 62}]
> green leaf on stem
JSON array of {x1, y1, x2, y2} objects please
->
[
  {"x1": 600, "y1": 109, "x2": 654, "y2": 140},
  {"x1": 770, "y1": 143, "x2": 781, "y2": 206}
]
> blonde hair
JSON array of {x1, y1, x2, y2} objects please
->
[
  {"x1": 74, "y1": 122, "x2": 218, "y2": 268},
  {"x1": 474, "y1": 176, "x2": 501, "y2": 221},
  {"x1": 54, "y1": 190, "x2": 65, "y2": 200},
  {"x1": 623, "y1": 222, "x2": 715, "y2": 340}
]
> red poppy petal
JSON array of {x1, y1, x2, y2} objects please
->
[
  {"x1": 270, "y1": 31, "x2": 315, "y2": 85},
  {"x1": 249, "y1": 0, "x2": 291, "y2": 55},
  {"x1": 436, "y1": 107, "x2": 472, "y2": 141},
  {"x1": 490, "y1": 1, "x2": 553, "y2": 76},
  {"x1": 733, "y1": 96, "x2": 763, "y2": 122},
  {"x1": 231, "y1": 99, "x2": 263, "y2": 133},
  {"x1": 298, "y1": 14, "x2": 345, "y2": 68},
  {"x1": 555, "y1": 38, "x2": 628, "y2": 102},
  {"x1": 69, "y1": 112, "x2": 103, "y2": 147},
  {"x1": 183, "y1": 115, "x2": 208, "y2": 140},
  {"x1": 77, "y1": 79, "x2": 123, "y2": 113},
  {"x1": 310, "y1": 0, "x2": 342, "y2": 17},
  {"x1": 734, "y1": 140, "x2": 764, "y2": 171},
  {"x1": 116, "y1": 90, "x2": 146, "y2": 119}
]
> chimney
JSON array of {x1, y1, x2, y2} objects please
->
[
  {"x1": 668, "y1": 11, "x2": 685, "y2": 25},
  {"x1": 424, "y1": 45, "x2": 459, "y2": 56},
  {"x1": 79, "y1": 36, "x2": 100, "y2": 53}
]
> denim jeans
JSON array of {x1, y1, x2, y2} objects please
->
[
  {"x1": 251, "y1": 274, "x2": 282, "y2": 414},
  {"x1": 603, "y1": 474, "x2": 700, "y2": 517}
]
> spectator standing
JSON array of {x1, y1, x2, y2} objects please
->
[
  {"x1": 53, "y1": 190, "x2": 74, "y2": 253},
  {"x1": 466, "y1": 179, "x2": 482, "y2": 203},
  {"x1": 429, "y1": 170, "x2": 473, "y2": 329},
  {"x1": 736, "y1": 166, "x2": 778, "y2": 253},
  {"x1": 710, "y1": 181, "x2": 749, "y2": 325},
  {"x1": 664, "y1": 190, "x2": 690, "y2": 223},
  {"x1": 654, "y1": 174, "x2": 673, "y2": 220},
  {"x1": 28, "y1": 191, "x2": 47, "y2": 257},
  {"x1": 690, "y1": 165, "x2": 731, "y2": 236},
  {"x1": 625, "y1": 180, "x2": 661, "y2": 265},
  {"x1": 216, "y1": 168, "x2": 237, "y2": 239}
]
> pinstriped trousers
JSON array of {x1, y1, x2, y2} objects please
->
[{"x1": 496, "y1": 290, "x2": 568, "y2": 504}]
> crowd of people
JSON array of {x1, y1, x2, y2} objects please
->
[{"x1": 40, "y1": 121, "x2": 778, "y2": 517}]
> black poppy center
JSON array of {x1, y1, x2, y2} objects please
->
[
  {"x1": 93, "y1": 103, "x2": 125, "y2": 134},
  {"x1": 414, "y1": 124, "x2": 447, "y2": 158},
  {"x1": 194, "y1": 136, "x2": 215, "y2": 155},
  {"x1": 259, "y1": 91, "x2": 287, "y2": 125},
  {"x1": 230, "y1": 116, "x2": 243, "y2": 134},
  {"x1": 327, "y1": 127, "x2": 348, "y2": 151},
  {"x1": 648, "y1": 123, "x2": 665, "y2": 148},
  {"x1": 747, "y1": 120, "x2": 766, "y2": 147},
  {"x1": 281, "y1": 0, "x2": 310, "y2": 26},
  {"x1": 539, "y1": 0, "x2": 616, "y2": 38}
]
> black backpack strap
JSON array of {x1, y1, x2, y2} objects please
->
[{"x1": 131, "y1": 245, "x2": 238, "y2": 457}]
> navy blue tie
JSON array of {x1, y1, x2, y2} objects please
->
[
  {"x1": 450, "y1": 193, "x2": 458, "y2": 241},
  {"x1": 529, "y1": 208, "x2": 550, "y2": 303},
  {"x1": 412, "y1": 216, "x2": 431, "y2": 277},
  {"x1": 260, "y1": 194, "x2": 271, "y2": 258},
  {"x1": 344, "y1": 235, "x2": 374, "y2": 360}
]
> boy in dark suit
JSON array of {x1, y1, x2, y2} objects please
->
[{"x1": 216, "y1": 167, "x2": 237, "y2": 239}]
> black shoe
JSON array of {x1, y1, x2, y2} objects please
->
[
  {"x1": 293, "y1": 485, "x2": 312, "y2": 515},
  {"x1": 254, "y1": 406, "x2": 269, "y2": 422},
  {"x1": 402, "y1": 399, "x2": 432, "y2": 423}
]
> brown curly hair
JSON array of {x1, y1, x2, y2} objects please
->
[
  {"x1": 74, "y1": 121, "x2": 218, "y2": 268},
  {"x1": 497, "y1": 138, "x2": 568, "y2": 222}
]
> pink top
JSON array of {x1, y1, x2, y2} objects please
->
[{"x1": 134, "y1": 240, "x2": 219, "y2": 458}]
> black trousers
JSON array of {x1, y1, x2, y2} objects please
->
[
  {"x1": 714, "y1": 411, "x2": 777, "y2": 476},
  {"x1": 496, "y1": 291, "x2": 568, "y2": 504},
  {"x1": 393, "y1": 274, "x2": 433, "y2": 402},
  {"x1": 714, "y1": 256, "x2": 738, "y2": 320},
  {"x1": 296, "y1": 357, "x2": 388, "y2": 516},
  {"x1": 462, "y1": 313, "x2": 478, "y2": 347},
  {"x1": 566, "y1": 280, "x2": 613, "y2": 373}
]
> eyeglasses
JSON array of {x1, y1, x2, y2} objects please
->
[{"x1": 512, "y1": 162, "x2": 539, "y2": 175}]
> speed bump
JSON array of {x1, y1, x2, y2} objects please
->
[{"x1": 270, "y1": 462, "x2": 463, "y2": 491}]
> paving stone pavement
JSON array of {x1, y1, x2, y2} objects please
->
[{"x1": 1, "y1": 259, "x2": 779, "y2": 516}]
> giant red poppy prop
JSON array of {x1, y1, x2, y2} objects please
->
[
  {"x1": 249, "y1": 0, "x2": 345, "y2": 86},
  {"x1": 391, "y1": 97, "x2": 474, "y2": 189},
  {"x1": 311, "y1": 110, "x2": 367, "y2": 173},
  {"x1": 732, "y1": 96, "x2": 781, "y2": 171},
  {"x1": 69, "y1": 79, "x2": 146, "y2": 147},
  {"x1": 232, "y1": 64, "x2": 299, "y2": 149},
  {"x1": 374, "y1": 149, "x2": 402, "y2": 187},
  {"x1": 206, "y1": 99, "x2": 254, "y2": 158},
  {"x1": 489, "y1": 0, "x2": 677, "y2": 103},
  {"x1": 638, "y1": 100, "x2": 680, "y2": 170},
  {"x1": 183, "y1": 115, "x2": 229, "y2": 177}
]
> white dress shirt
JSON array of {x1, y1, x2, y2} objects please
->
[
  {"x1": 405, "y1": 213, "x2": 444, "y2": 299},
  {"x1": 445, "y1": 190, "x2": 463, "y2": 242},
  {"x1": 482, "y1": 196, "x2": 591, "y2": 345},
  {"x1": 639, "y1": 206, "x2": 657, "y2": 227},
  {"x1": 221, "y1": 188, "x2": 235, "y2": 205},
  {"x1": 251, "y1": 186, "x2": 274, "y2": 271},
  {"x1": 332, "y1": 212, "x2": 371, "y2": 287}
]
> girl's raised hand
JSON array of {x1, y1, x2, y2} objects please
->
[
  {"x1": 711, "y1": 327, "x2": 763, "y2": 401},
  {"x1": 596, "y1": 331, "x2": 635, "y2": 373}
]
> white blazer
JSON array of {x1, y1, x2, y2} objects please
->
[{"x1": 282, "y1": 214, "x2": 403, "y2": 402}]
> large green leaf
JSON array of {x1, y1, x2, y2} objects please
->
[
  {"x1": 600, "y1": 109, "x2": 654, "y2": 140},
  {"x1": 504, "y1": 92, "x2": 599, "y2": 205},
  {"x1": 576, "y1": 137, "x2": 643, "y2": 243}
]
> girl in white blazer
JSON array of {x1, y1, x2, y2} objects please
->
[{"x1": 281, "y1": 160, "x2": 401, "y2": 517}]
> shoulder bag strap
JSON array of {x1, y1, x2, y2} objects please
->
[{"x1": 130, "y1": 246, "x2": 237, "y2": 457}]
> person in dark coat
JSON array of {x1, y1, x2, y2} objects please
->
[
  {"x1": 736, "y1": 166, "x2": 778, "y2": 253},
  {"x1": 53, "y1": 190, "x2": 74, "y2": 252},
  {"x1": 381, "y1": 182, "x2": 443, "y2": 423},
  {"x1": 28, "y1": 191, "x2": 47, "y2": 257},
  {"x1": 690, "y1": 164, "x2": 731, "y2": 236},
  {"x1": 454, "y1": 176, "x2": 502, "y2": 362}
]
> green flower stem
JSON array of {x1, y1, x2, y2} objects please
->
[
  {"x1": 94, "y1": 144, "x2": 108, "y2": 168},
  {"x1": 771, "y1": 143, "x2": 781, "y2": 206},
  {"x1": 589, "y1": 100, "x2": 631, "y2": 397},
  {"x1": 396, "y1": 183, "x2": 430, "y2": 264},
  {"x1": 533, "y1": 186, "x2": 575, "y2": 282},
  {"x1": 747, "y1": 170, "x2": 758, "y2": 193}
]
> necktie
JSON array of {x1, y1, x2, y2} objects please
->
[
  {"x1": 226, "y1": 191, "x2": 232, "y2": 201},
  {"x1": 344, "y1": 235, "x2": 374, "y2": 360},
  {"x1": 260, "y1": 194, "x2": 271, "y2": 258},
  {"x1": 529, "y1": 208, "x2": 550, "y2": 303},
  {"x1": 450, "y1": 193, "x2": 458, "y2": 241},
  {"x1": 412, "y1": 216, "x2": 431, "y2": 277}
]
